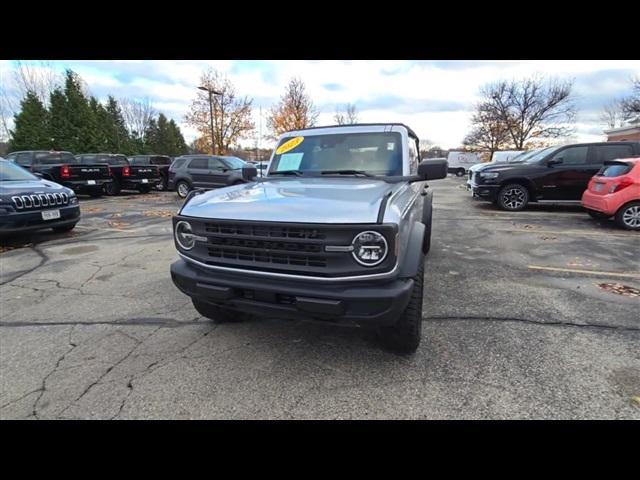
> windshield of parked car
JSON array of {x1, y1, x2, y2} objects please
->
[
  {"x1": 222, "y1": 156, "x2": 247, "y2": 170},
  {"x1": 0, "y1": 160, "x2": 39, "y2": 181},
  {"x1": 35, "y1": 152, "x2": 79, "y2": 164},
  {"x1": 269, "y1": 132, "x2": 403, "y2": 176},
  {"x1": 523, "y1": 147, "x2": 558, "y2": 164}
]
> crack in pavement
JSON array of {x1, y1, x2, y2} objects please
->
[
  {"x1": 0, "y1": 245, "x2": 48, "y2": 285},
  {"x1": 0, "y1": 317, "x2": 204, "y2": 328},
  {"x1": 424, "y1": 316, "x2": 640, "y2": 333},
  {"x1": 31, "y1": 326, "x2": 78, "y2": 419}
]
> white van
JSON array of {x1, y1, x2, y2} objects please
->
[{"x1": 446, "y1": 151, "x2": 481, "y2": 176}]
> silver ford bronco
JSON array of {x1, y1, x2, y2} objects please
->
[{"x1": 170, "y1": 123, "x2": 447, "y2": 353}]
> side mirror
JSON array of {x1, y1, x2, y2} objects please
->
[
  {"x1": 242, "y1": 166, "x2": 258, "y2": 181},
  {"x1": 547, "y1": 158, "x2": 563, "y2": 167},
  {"x1": 418, "y1": 158, "x2": 448, "y2": 180}
]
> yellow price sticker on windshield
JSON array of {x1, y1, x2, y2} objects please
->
[{"x1": 276, "y1": 136, "x2": 304, "y2": 155}]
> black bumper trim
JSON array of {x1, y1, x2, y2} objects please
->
[
  {"x1": 0, "y1": 206, "x2": 80, "y2": 235},
  {"x1": 170, "y1": 258, "x2": 413, "y2": 327}
]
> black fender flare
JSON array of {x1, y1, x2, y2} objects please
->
[
  {"x1": 398, "y1": 221, "x2": 426, "y2": 279},
  {"x1": 422, "y1": 189, "x2": 433, "y2": 226}
]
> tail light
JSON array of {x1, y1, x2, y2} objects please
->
[
  {"x1": 61, "y1": 165, "x2": 71, "y2": 178},
  {"x1": 123, "y1": 165, "x2": 131, "y2": 177},
  {"x1": 609, "y1": 177, "x2": 634, "y2": 193}
]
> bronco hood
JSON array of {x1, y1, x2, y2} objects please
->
[{"x1": 180, "y1": 177, "x2": 397, "y2": 224}]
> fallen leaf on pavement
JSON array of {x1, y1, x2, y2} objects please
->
[{"x1": 597, "y1": 283, "x2": 640, "y2": 297}]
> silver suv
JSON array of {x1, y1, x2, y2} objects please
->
[{"x1": 170, "y1": 124, "x2": 447, "y2": 353}]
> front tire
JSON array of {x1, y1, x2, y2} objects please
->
[
  {"x1": 455, "y1": 169, "x2": 465, "y2": 177},
  {"x1": 191, "y1": 298, "x2": 249, "y2": 323},
  {"x1": 138, "y1": 185, "x2": 152, "y2": 194},
  {"x1": 378, "y1": 255, "x2": 424, "y2": 355},
  {"x1": 497, "y1": 183, "x2": 529, "y2": 211},
  {"x1": 615, "y1": 202, "x2": 640, "y2": 231},
  {"x1": 176, "y1": 180, "x2": 190, "y2": 198}
]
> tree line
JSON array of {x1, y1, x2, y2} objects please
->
[{"x1": 7, "y1": 69, "x2": 188, "y2": 156}]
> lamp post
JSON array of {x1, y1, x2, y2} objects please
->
[{"x1": 198, "y1": 85, "x2": 223, "y2": 154}]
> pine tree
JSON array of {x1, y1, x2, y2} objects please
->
[
  {"x1": 104, "y1": 96, "x2": 131, "y2": 153},
  {"x1": 168, "y1": 119, "x2": 188, "y2": 155},
  {"x1": 48, "y1": 88, "x2": 71, "y2": 151},
  {"x1": 89, "y1": 97, "x2": 109, "y2": 152},
  {"x1": 60, "y1": 69, "x2": 97, "y2": 152},
  {"x1": 143, "y1": 118, "x2": 159, "y2": 154},
  {"x1": 9, "y1": 91, "x2": 51, "y2": 151}
]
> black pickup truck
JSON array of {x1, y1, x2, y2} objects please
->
[
  {"x1": 5, "y1": 150, "x2": 112, "y2": 197},
  {"x1": 129, "y1": 155, "x2": 172, "y2": 191},
  {"x1": 77, "y1": 154, "x2": 161, "y2": 195}
]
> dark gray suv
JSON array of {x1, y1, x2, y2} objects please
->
[{"x1": 168, "y1": 155, "x2": 257, "y2": 198}]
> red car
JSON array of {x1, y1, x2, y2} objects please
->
[{"x1": 582, "y1": 158, "x2": 640, "y2": 230}]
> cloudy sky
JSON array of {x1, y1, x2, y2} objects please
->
[{"x1": 2, "y1": 60, "x2": 638, "y2": 148}]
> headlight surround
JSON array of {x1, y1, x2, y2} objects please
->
[
  {"x1": 479, "y1": 172, "x2": 500, "y2": 179},
  {"x1": 69, "y1": 195, "x2": 79, "y2": 205},
  {"x1": 175, "y1": 220, "x2": 196, "y2": 250},
  {"x1": 351, "y1": 230, "x2": 388, "y2": 267}
]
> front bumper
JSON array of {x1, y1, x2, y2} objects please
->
[
  {"x1": 0, "y1": 205, "x2": 81, "y2": 235},
  {"x1": 170, "y1": 258, "x2": 414, "y2": 327},
  {"x1": 469, "y1": 182, "x2": 500, "y2": 201}
]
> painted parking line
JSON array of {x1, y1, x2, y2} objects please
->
[
  {"x1": 528, "y1": 265, "x2": 640, "y2": 279},
  {"x1": 498, "y1": 228, "x2": 636, "y2": 239}
]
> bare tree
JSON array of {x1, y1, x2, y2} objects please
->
[
  {"x1": 599, "y1": 99, "x2": 625, "y2": 129},
  {"x1": 480, "y1": 76, "x2": 576, "y2": 149},
  {"x1": 185, "y1": 69, "x2": 254, "y2": 155},
  {"x1": 463, "y1": 103, "x2": 513, "y2": 156},
  {"x1": 267, "y1": 77, "x2": 319, "y2": 138},
  {"x1": 334, "y1": 103, "x2": 358, "y2": 125},
  {"x1": 120, "y1": 97, "x2": 157, "y2": 139},
  {"x1": 620, "y1": 77, "x2": 640, "y2": 124},
  {"x1": 12, "y1": 61, "x2": 63, "y2": 106}
]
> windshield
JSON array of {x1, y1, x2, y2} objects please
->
[
  {"x1": 523, "y1": 147, "x2": 558, "y2": 164},
  {"x1": 0, "y1": 160, "x2": 39, "y2": 181},
  {"x1": 35, "y1": 152, "x2": 79, "y2": 165},
  {"x1": 82, "y1": 155, "x2": 128, "y2": 166},
  {"x1": 222, "y1": 156, "x2": 247, "y2": 170},
  {"x1": 269, "y1": 132, "x2": 402, "y2": 176}
]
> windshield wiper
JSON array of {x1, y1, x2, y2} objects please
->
[
  {"x1": 320, "y1": 169, "x2": 374, "y2": 177},
  {"x1": 270, "y1": 170, "x2": 304, "y2": 176}
]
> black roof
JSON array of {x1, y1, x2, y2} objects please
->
[{"x1": 285, "y1": 123, "x2": 420, "y2": 139}]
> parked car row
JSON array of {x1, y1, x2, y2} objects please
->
[{"x1": 466, "y1": 141, "x2": 640, "y2": 230}]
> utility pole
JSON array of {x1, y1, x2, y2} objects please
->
[{"x1": 198, "y1": 85, "x2": 222, "y2": 155}]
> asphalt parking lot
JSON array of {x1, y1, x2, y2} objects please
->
[{"x1": 1, "y1": 177, "x2": 638, "y2": 419}]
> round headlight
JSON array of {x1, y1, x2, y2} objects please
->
[
  {"x1": 175, "y1": 220, "x2": 195, "y2": 250},
  {"x1": 352, "y1": 231, "x2": 388, "y2": 267}
]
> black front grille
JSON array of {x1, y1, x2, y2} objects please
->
[
  {"x1": 204, "y1": 222, "x2": 326, "y2": 240},
  {"x1": 11, "y1": 193, "x2": 68, "y2": 210},
  {"x1": 181, "y1": 218, "x2": 397, "y2": 277}
]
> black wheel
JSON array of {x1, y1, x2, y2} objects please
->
[
  {"x1": 191, "y1": 298, "x2": 249, "y2": 323},
  {"x1": 176, "y1": 180, "x2": 190, "y2": 198},
  {"x1": 614, "y1": 202, "x2": 640, "y2": 231},
  {"x1": 52, "y1": 223, "x2": 77, "y2": 233},
  {"x1": 138, "y1": 185, "x2": 152, "y2": 194},
  {"x1": 378, "y1": 255, "x2": 424, "y2": 355},
  {"x1": 587, "y1": 210, "x2": 610, "y2": 220},
  {"x1": 497, "y1": 183, "x2": 529, "y2": 211},
  {"x1": 455, "y1": 169, "x2": 465, "y2": 177},
  {"x1": 88, "y1": 189, "x2": 102, "y2": 198},
  {"x1": 104, "y1": 180, "x2": 121, "y2": 196}
]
